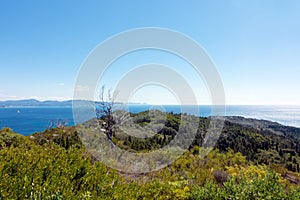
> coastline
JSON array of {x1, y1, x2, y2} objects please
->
[{"x1": 1, "y1": 105, "x2": 300, "y2": 135}]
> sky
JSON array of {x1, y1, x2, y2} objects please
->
[{"x1": 0, "y1": 0, "x2": 299, "y2": 105}]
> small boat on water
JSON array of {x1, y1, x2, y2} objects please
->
[{"x1": 17, "y1": 110, "x2": 21, "y2": 113}]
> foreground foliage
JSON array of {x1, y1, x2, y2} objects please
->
[{"x1": 1, "y1": 110, "x2": 300, "y2": 199}]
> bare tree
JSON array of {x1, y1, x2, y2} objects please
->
[{"x1": 95, "y1": 86, "x2": 117, "y2": 146}]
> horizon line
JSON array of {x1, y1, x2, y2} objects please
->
[{"x1": 0, "y1": 98, "x2": 300, "y2": 106}]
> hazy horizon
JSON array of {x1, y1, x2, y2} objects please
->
[{"x1": 1, "y1": 98, "x2": 300, "y2": 107}]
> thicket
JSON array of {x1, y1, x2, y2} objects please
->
[{"x1": 1, "y1": 110, "x2": 300, "y2": 199}]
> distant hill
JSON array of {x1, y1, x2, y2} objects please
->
[
  {"x1": 225, "y1": 116, "x2": 300, "y2": 138},
  {"x1": 0, "y1": 99, "x2": 91, "y2": 107},
  {"x1": 0, "y1": 99, "x2": 146, "y2": 107}
]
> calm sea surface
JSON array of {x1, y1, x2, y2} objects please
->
[{"x1": 0, "y1": 105, "x2": 300, "y2": 135}]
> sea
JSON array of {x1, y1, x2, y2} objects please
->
[{"x1": 0, "y1": 105, "x2": 300, "y2": 136}]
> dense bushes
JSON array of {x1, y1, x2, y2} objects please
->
[
  {"x1": 1, "y1": 109, "x2": 300, "y2": 199},
  {"x1": 1, "y1": 129, "x2": 300, "y2": 199},
  {"x1": 190, "y1": 168, "x2": 300, "y2": 200}
]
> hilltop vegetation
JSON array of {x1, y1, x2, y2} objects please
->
[
  {"x1": 99, "y1": 111, "x2": 300, "y2": 173},
  {"x1": 1, "y1": 111, "x2": 300, "y2": 199}
]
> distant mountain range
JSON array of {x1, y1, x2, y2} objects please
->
[
  {"x1": 0, "y1": 99, "x2": 85, "y2": 107},
  {"x1": 0, "y1": 99, "x2": 146, "y2": 107}
]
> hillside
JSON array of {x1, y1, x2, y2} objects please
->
[
  {"x1": 1, "y1": 112, "x2": 300, "y2": 199},
  {"x1": 94, "y1": 111, "x2": 300, "y2": 172},
  {"x1": 226, "y1": 116, "x2": 300, "y2": 138}
]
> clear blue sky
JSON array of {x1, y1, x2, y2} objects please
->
[{"x1": 0, "y1": 0, "x2": 299, "y2": 105}]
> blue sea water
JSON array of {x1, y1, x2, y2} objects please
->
[
  {"x1": 0, "y1": 107, "x2": 74, "y2": 136},
  {"x1": 0, "y1": 105, "x2": 300, "y2": 135}
]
